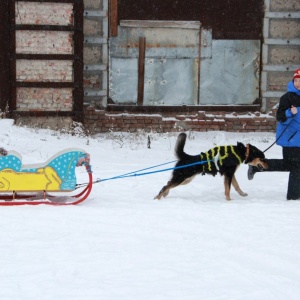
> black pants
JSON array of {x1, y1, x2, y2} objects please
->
[
  {"x1": 283, "y1": 147, "x2": 300, "y2": 200},
  {"x1": 263, "y1": 147, "x2": 300, "y2": 200}
]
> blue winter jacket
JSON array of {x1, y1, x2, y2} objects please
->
[{"x1": 276, "y1": 81, "x2": 300, "y2": 147}]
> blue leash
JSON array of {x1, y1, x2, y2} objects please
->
[
  {"x1": 97, "y1": 160, "x2": 177, "y2": 182},
  {"x1": 95, "y1": 159, "x2": 214, "y2": 183},
  {"x1": 75, "y1": 160, "x2": 175, "y2": 188}
]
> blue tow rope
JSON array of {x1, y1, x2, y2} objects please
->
[{"x1": 96, "y1": 159, "x2": 214, "y2": 183}]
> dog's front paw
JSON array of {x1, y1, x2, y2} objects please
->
[{"x1": 225, "y1": 194, "x2": 232, "y2": 200}]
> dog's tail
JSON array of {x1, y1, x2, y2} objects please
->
[{"x1": 175, "y1": 133, "x2": 187, "y2": 159}]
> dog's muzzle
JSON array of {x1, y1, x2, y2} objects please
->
[{"x1": 257, "y1": 158, "x2": 268, "y2": 171}]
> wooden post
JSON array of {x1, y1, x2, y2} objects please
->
[
  {"x1": 9, "y1": 0, "x2": 16, "y2": 112},
  {"x1": 73, "y1": 0, "x2": 84, "y2": 123},
  {"x1": 109, "y1": 0, "x2": 118, "y2": 37},
  {"x1": 0, "y1": 0, "x2": 10, "y2": 112},
  {"x1": 137, "y1": 36, "x2": 146, "y2": 106}
]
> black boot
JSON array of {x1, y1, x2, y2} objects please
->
[{"x1": 248, "y1": 159, "x2": 290, "y2": 180}]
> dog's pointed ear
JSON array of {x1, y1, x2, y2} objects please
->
[{"x1": 236, "y1": 142, "x2": 245, "y2": 150}]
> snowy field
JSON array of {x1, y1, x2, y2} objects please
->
[{"x1": 1, "y1": 118, "x2": 300, "y2": 300}]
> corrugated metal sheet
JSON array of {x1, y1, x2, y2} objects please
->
[
  {"x1": 110, "y1": 57, "x2": 198, "y2": 105},
  {"x1": 200, "y1": 40, "x2": 260, "y2": 105}
]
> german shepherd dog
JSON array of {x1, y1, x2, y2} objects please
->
[{"x1": 154, "y1": 133, "x2": 268, "y2": 200}]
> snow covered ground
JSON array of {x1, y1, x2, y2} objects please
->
[{"x1": 1, "y1": 118, "x2": 300, "y2": 300}]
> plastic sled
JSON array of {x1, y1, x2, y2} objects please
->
[{"x1": 0, "y1": 148, "x2": 92, "y2": 206}]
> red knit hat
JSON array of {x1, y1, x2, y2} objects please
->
[{"x1": 293, "y1": 68, "x2": 300, "y2": 79}]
